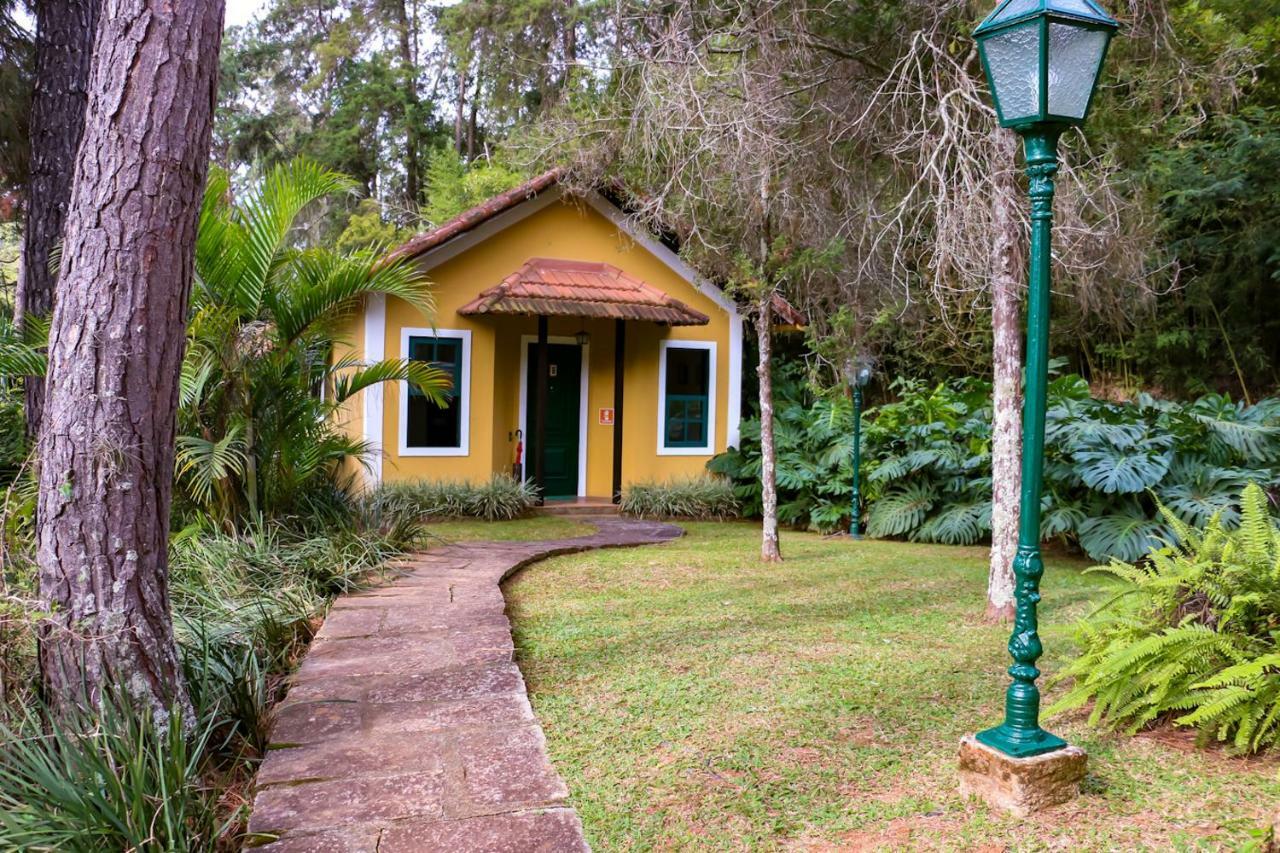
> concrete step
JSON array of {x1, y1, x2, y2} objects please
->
[{"x1": 535, "y1": 499, "x2": 620, "y2": 517}]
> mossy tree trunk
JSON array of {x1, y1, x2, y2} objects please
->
[{"x1": 987, "y1": 130, "x2": 1023, "y2": 623}]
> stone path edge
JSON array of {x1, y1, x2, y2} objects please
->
[{"x1": 243, "y1": 516, "x2": 682, "y2": 853}]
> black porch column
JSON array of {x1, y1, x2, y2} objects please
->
[
  {"x1": 534, "y1": 315, "x2": 549, "y2": 505},
  {"x1": 612, "y1": 319, "x2": 625, "y2": 503}
]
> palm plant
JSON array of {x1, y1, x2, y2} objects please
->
[{"x1": 178, "y1": 160, "x2": 449, "y2": 527}]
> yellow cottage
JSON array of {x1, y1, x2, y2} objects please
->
[{"x1": 339, "y1": 170, "x2": 768, "y2": 502}]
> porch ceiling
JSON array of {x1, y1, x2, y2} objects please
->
[{"x1": 457, "y1": 257, "x2": 711, "y2": 326}]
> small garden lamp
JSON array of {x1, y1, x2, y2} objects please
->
[
  {"x1": 843, "y1": 355, "x2": 874, "y2": 539},
  {"x1": 972, "y1": 0, "x2": 1118, "y2": 760}
]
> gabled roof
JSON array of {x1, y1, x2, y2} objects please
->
[
  {"x1": 459, "y1": 258, "x2": 710, "y2": 326},
  {"x1": 386, "y1": 168, "x2": 565, "y2": 264},
  {"x1": 386, "y1": 169, "x2": 806, "y2": 327}
]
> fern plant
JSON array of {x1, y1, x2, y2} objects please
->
[{"x1": 1049, "y1": 484, "x2": 1280, "y2": 753}]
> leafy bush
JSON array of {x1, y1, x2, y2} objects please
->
[
  {"x1": 621, "y1": 476, "x2": 740, "y2": 520},
  {"x1": 712, "y1": 366, "x2": 1280, "y2": 560},
  {"x1": 1049, "y1": 485, "x2": 1280, "y2": 754},
  {"x1": 373, "y1": 475, "x2": 538, "y2": 521},
  {"x1": 708, "y1": 366, "x2": 856, "y2": 531}
]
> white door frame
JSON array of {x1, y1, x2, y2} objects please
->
[{"x1": 517, "y1": 335, "x2": 589, "y2": 497}]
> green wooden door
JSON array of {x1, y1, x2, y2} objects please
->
[{"x1": 526, "y1": 342, "x2": 581, "y2": 499}]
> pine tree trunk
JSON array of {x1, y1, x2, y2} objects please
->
[
  {"x1": 987, "y1": 129, "x2": 1023, "y2": 623},
  {"x1": 561, "y1": 0, "x2": 576, "y2": 94},
  {"x1": 454, "y1": 70, "x2": 466, "y2": 155},
  {"x1": 389, "y1": 0, "x2": 420, "y2": 209},
  {"x1": 36, "y1": 0, "x2": 225, "y2": 720},
  {"x1": 757, "y1": 296, "x2": 782, "y2": 563},
  {"x1": 18, "y1": 0, "x2": 99, "y2": 439}
]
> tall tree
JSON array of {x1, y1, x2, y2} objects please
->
[
  {"x1": 539, "y1": 0, "x2": 872, "y2": 562},
  {"x1": 37, "y1": 0, "x2": 225, "y2": 718},
  {"x1": 18, "y1": 0, "x2": 99, "y2": 438},
  {"x1": 0, "y1": 0, "x2": 34, "y2": 197}
]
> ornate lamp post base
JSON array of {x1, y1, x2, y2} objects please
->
[
  {"x1": 958, "y1": 735, "x2": 1087, "y2": 817},
  {"x1": 975, "y1": 724, "x2": 1067, "y2": 758}
]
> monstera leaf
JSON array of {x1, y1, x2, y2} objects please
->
[
  {"x1": 1073, "y1": 444, "x2": 1172, "y2": 494},
  {"x1": 1077, "y1": 500, "x2": 1170, "y2": 562},
  {"x1": 866, "y1": 482, "x2": 938, "y2": 538},
  {"x1": 913, "y1": 499, "x2": 992, "y2": 545}
]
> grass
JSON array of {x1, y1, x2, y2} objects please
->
[
  {"x1": 423, "y1": 515, "x2": 595, "y2": 542},
  {"x1": 504, "y1": 521, "x2": 1280, "y2": 851}
]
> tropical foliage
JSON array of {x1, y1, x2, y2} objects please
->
[
  {"x1": 177, "y1": 159, "x2": 450, "y2": 528},
  {"x1": 711, "y1": 367, "x2": 1280, "y2": 561},
  {"x1": 621, "y1": 476, "x2": 740, "y2": 520},
  {"x1": 1049, "y1": 485, "x2": 1280, "y2": 754}
]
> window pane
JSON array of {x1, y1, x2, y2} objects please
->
[
  {"x1": 407, "y1": 335, "x2": 463, "y2": 448},
  {"x1": 981, "y1": 20, "x2": 1043, "y2": 122},
  {"x1": 1047, "y1": 23, "x2": 1107, "y2": 118},
  {"x1": 665, "y1": 348, "x2": 709, "y2": 396}
]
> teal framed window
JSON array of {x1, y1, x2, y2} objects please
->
[
  {"x1": 659, "y1": 342, "x2": 715, "y2": 453},
  {"x1": 401, "y1": 329, "x2": 471, "y2": 455}
]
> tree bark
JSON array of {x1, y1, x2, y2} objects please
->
[
  {"x1": 561, "y1": 0, "x2": 576, "y2": 94},
  {"x1": 756, "y1": 296, "x2": 782, "y2": 562},
  {"x1": 388, "y1": 0, "x2": 420, "y2": 209},
  {"x1": 454, "y1": 68, "x2": 466, "y2": 155},
  {"x1": 986, "y1": 129, "x2": 1022, "y2": 623},
  {"x1": 37, "y1": 0, "x2": 225, "y2": 720},
  {"x1": 18, "y1": 0, "x2": 100, "y2": 439}
]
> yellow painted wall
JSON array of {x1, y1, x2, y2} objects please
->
[{"x1": 365, "y1": 195, "x2": 739, "y2": 494}]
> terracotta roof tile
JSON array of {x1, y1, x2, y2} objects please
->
[
  {"x1": 458, "y1": 258, "x2": 710, "y2": 326},
  {"x1": 384, "y1": 171, "x2": 806, "y2": 327}
]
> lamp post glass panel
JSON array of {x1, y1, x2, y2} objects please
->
[
  {"x1": 973, "y1": 0, "x2": 1117, "y2": 758},
  {"x1": 844, "y1": 357, "x2": 873, "y2": 538}
]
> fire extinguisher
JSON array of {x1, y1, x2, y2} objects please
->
[{"x1": 512, "y1": 429, "x2": 523, "y2": 481}]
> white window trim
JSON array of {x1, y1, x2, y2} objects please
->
[
  {"x1": 517, "y1": 336, "x2": 590, "y2": 498},
  {"x1": 362, "y1": 294, "x2": 386, "y2": 486},
  {"x1": 657, "y1": 340, "x2": 717, "y2": 456},
  {"x1": 398, "y1": 327, "x2": 472, "y2": 457}
]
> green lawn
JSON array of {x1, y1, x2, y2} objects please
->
[{"x1": 502, "y1": 521, "x2": 1280, "y2": 851}]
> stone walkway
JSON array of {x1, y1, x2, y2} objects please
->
[{"x1": 247, "y1": 517, "x2": 682, "y2": 852}]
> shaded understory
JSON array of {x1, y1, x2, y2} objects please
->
[{"x1": 503, "y1": 521, "x2": 1279, "y2": 850}]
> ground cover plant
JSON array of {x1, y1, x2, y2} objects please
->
[
  {"x1": 712, "y1": 366, "x2": 1280, "y2": 561},
  {"x1": 0, "y1": 492, "x2": 424, "y2": 850},
  {"x1": 621, "y1": 475, "x2": 740, "y2": 520},
  {"x1": 373, "y1": 475, "x2": 539, "y2": 521},
  {"x1": 1051, "y1": 484, "x2": 1280, "y2": 754},
  {"x1": 505, "y1": 522, "x2": 1280, "y2": 850}
]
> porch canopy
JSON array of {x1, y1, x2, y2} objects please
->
[
  {"x1": 458, "y1": 257, "x2": 711, "y2": 326},
  {"x1": 460, "y1": 257, "x2": 709, "y2": 505}
]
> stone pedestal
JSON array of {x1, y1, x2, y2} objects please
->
[{"x1": 957, "y1": 734, "x2": 1086, "y2": 817}]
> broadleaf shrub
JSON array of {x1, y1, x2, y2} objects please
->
[
  {"x1": 621, "y1": 476, "x2": 740, "y2": 520},
  {"x1": 1049, "y1": 485, "x2": 1280, "y2": 753},
  {"x1": 711, "y1": 366, "x2": 1280, "y2": 560}
]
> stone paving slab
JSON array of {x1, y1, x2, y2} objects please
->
[{"x1": 246, "y1": 517, "x2": 681, "y2": 851}]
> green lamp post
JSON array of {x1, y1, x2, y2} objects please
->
[
  {"x1": 973, "y1": 0, "x2": 1118, "y2": 758},
  {"x1": 844, "y1": 356, "x2": 874, "y2": 539}
]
